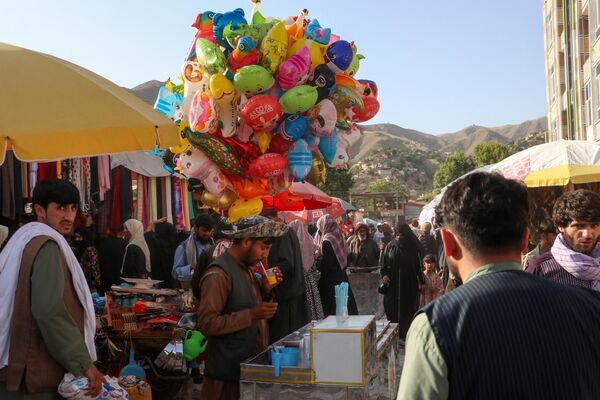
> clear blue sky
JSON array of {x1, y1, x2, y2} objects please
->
[{"x1": 1, "y1": 0, "x2": 546, "y2": 134}]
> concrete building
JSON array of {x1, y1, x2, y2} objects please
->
[{"x1": 542, "y1": 0, "x2": 600, "y2": 141}]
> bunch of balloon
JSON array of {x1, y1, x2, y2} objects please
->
[{"x1": 152, "y1": 3, "x2": 380, "y2": 220}]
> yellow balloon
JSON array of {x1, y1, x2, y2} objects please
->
[
  {"x1": 170, "y1": 137, "x2": 191, "y2": 154},
  {"x1": 218, "y1": 189, "x2": 239, "y2": 210},
  {"x1": 228, "y1": 197, "x2": 264, "y2": 222},
  {"x1": 288, "y1": 38, "x2": 325, "y2": 70},
  {"x1": 200, "y1": 191, "x2": 220, "y2": 209},
  {"x1": 209, "y1": 74, "x2": 235, "y2": 99},
  {"x1": 261, "y1": 21, "x2": 288, "y2": 74},
  {"x1": 254, "y1": 131, "x2": 272, "y2": 154},
  {"x1": 305, "y1": 151, "x2": 327, "y2": 185}
]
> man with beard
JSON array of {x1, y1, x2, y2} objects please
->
[
  {"x1": 398, "y1": 173, "x2": 600, "y2": 399},
  {"x1": 526, "y1": 190, "x2": 600, "y2": 290},
  {"x1": 172, "y1": 214, "x2": 215, "y2": 281},
  {"x1": 197, "y1": 216, "x2": 287, "y2": 400},
  {"x1": 348, "y1": 223, "x2": 380, "y2": 270}
]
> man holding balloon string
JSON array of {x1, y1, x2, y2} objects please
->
[{"x1": 196, "y1": 216, "x2": 287, "y2": 400}]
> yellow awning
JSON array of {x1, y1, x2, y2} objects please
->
[
  {"x1": 523, "y1": 165, "x2": 600, "y2": 187},
  {"x1": 0, "y1": 42, "x2": 180, "y2": 164}
]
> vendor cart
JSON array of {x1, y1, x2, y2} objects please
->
[{"x1": 240, "y1": 316, "x2": 403, "y2": 399}]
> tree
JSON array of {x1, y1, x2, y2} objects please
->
[
  {"x1": 318, "y1": 166, "x2": 355, "y2": 201},
  {"x1": 433, "y1": 152, "x2": 475, "y2": 190},
  {"x1": 367, "y1": 179, "x2": 408, "y2": 198},
  {"x1": 472, "y1": 141, "x2": 513, "y2": 167}
]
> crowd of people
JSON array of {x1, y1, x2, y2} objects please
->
[{"x1": 2, "y1": 172, "x2": 600, "y2": 399}]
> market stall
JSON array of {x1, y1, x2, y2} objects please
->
[{"x1": 240, "y1": 316, "x2": 402, "y2": 399}]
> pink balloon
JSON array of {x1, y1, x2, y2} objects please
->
[
  {"x1": 277, "y1": 46, "x2": 311, "y2": 90},
  {"x1": 177, "y1": 148, "x2": 230, "y2": 196},
  {"x1": 308, "y1": 99, "x2": 337, "y2": 137}
]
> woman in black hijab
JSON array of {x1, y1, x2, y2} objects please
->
[
  {"x1": 145, "y1": 221, "x2": 178, "y2": 288},
  {"x1": 380, "y1": 223, "x2": 425, "y2": 340},
  {"x1": 73, "y1": 227, "x2": 102, "y2": 293}
]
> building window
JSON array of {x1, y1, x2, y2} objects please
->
[
  {"x1": 546, "y1": 11, "x2": 553, "y2": 48},
  {"x1": 551, "y1": 120, "x2": 558, "y2": 141},
  {"x1": 550, "y1": 65, "x2": 556, "y2": 104},
  {"x1": 585, "y1": 80, "x2": 593, "y2": 127}
]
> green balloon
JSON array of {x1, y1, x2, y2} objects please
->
[
  {"x1": 279, "y1": 85, "x2": 318, "y2": 114},
  {"x1": 196, "y1": 38, "x2": 227, "y2": 75},
  {"x1": 233, "y1": 65, "x2": 275, "y2": 96}
]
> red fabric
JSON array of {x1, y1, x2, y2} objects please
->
[{"x1": 109, "y1": 168, "x2": 122, "y2": 232}]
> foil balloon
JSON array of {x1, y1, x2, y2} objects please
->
[
  {"x1": 154, "y1": 86, "x2": 183, "y2": 123},
  {"x1": 304, "y1": 131, "x2": 320, "y2": 150},
  {"x1": 288, "y1": 139, "x2": 312, "y2": 181},
  {"x1": 210, "y1": 74, "x2": 238, "y2": 137},
  {"x1": 223, "y1": 21, "x2": 277, "y2": 49},
  {"x1": 227, "y1": 36, "x2": 257, "y2": 73},
  {"x1": 352, "y1": 95, "x2": 380, "y2": 122},
  {"x1": 338, "y1": 124, "x2": 362, "y2": 147},
  {"x1": 195, "y1": 38, "x2": 227, "y2": 75},
  {"x1": 248, "y1": 153, "x2": 288, "y2": 178},
  {"x1": 233, "y1": 65, "x2": 275, "y2": 96},
  {"x1": 308, "y1": 64, "x2": 336, "y2": 103},
  {"x1": 304, "y1": 19, "x2": 331, "y2": 45},
  {"x1": 330, "y1": 84, "x2": 364, "y2": 130},
  {"x1": 277, "y1": 46, "x2": 311, "y2": 90},
  {"x1": 230, "y1": 176, "x2": 270, "y2": 199},
  {"x1": 261, "y1": 21, "x2": 288, "y2": 74},
  {"x1": 330, "y1": 134, "x2": 350, "y2": 169},
  {"x1": 236, "y1": 114, "x2": 255, "y2": 142},
  {"x1": 240, "y1": 94, "x2": 283, "y2": 132},
  {"x1": 268, "y1": 132, "x2": 292, "y2": 154},
  {"x1": 228, "y1": 197, "x2": 264, "y2": 222},
  {"x1": 305, "y1": 151, "x2": 327, "y2": 185},
  {"x1": 318, "y1": 127, "x2": 338, "y2": 165},
  {"x1": 176, "y1": 148, "x2": 230, "y2": 196},
  {"x1": 268, "y1": 171, "x2": 292, "y2": 194},
  {"x1": 279, "y1": 85, "x2": 318, "y2": 114},
  {"x1": 267, "y1": 81, "x2": 284, "y2": 99},
  {"x1": 308, "y1": 99, "x2": 336, "y2": 137},
  {"x1": 192, "y1": 11, "x2": 216, "y2": 43},
  {"x1": 184, "y1": 128, "x2": 244, "y2": 175},
  {"x1": 288, "y1": 38, "x2": 325, "y2": 70},
  {"x1": 345, "y1": 44, "x2": 365, "y2": 77},
  {"x1": 325, "y1": 40, "x2": 353, "y2": 72},
  {"x1": 255, "y1": 131, "x2": 272, "y2": 153},
  {"x1": 212, "y1": 8, "x2": 247, "y2": 51},
  {"x1": 285, "y1": 9, "x2": 308, "y2": 41},
  {"x1": 279, "y1": 114, "x2": 309, "y2": 141},
  {"x1": 182, "y1": 62, "x2": 210, "y2": 116},
  {"x1": 201, "y1": 191, "x2": 220, "y2": 208},
  {"x1": 218, "y1": 189, "x2": 239, "y2": 210},
  {"x1": 358, "y1": 79, "x2": 378, "y2": 98},
  {"x1": 189, "y1": 90, "x2": 218, "y2": 133}
]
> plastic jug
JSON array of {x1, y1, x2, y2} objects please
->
[
  {"x1": 271, "y1": 347, "x2": 299, "y2": 377},
  {"x1": 183, "y1": 329, "x2": 208, "y2": 361}
]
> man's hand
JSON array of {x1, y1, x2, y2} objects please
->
[
  {"x1": 382, "y1": 275, "x2": 391, "y2": 285},
  {"x1": 84, "y1": 364, "x2": 106, "y2": 397},
  {"x1": 250, "y1": 302, "x2": 278, "y2": 320}
]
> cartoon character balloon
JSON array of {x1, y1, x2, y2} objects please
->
[
  {"x1": 279, "y1": 114, "x2": 309, "y2": 141},
  {"x1": 227, "y1": 36, "x2": 257, "y2": 73},
  {"x1": 209, "y1": 74, "x2": 238, "y2": 137},
  {"x1": 308, "y1": 99, "x2": 336, "y2": 137},
  {"x1": 309, "y1": 64, "x2": 336, "y2": 103},
  {"x1": 279, "y1": 85, "x2": 318, "y2": 114},
  {"x1": 318, "y1": 127, "x2": 338, "y2": 165},
  {"x1": 305, "y1": 151, "x2": 327, "y2": 185},
  {"x1": 330, "y1": 84, "x2": 364, "y2": 130},
  {"x1": 228, "y1": 197, "x2": 264, "y2": 222},
  {"x1": 304, "y1": 19, "x2": 331, "y2": 45},
  {"x1": 189, "y1": 90, "x2": 218, "y2": 133},
  {"x1": 195, "y1": 38, "x2": 227, "y2": 75},
  {"x1": 212, "y1": 8, "x2": 247, "y2": 51},
  {"x1": 176, "y1": 148, "x2": 230, "y2": 196},
  {"x1": 288, "y1": 139, "x2": 312, "y2": 181},
  {"x1": 277, "y1": 46, "x2": 311, "y2": 90},
  {"x1": 261, "y1": 21, "x2": 288, "y2": 74},
  {"x1": 325, "y1": 40, "x2": 353, "y2": 73},
  {"x1": 154, "y1": 86, "x2": 183, "y2": 123},
  {"x1": 248, "y1": 153, "x2": 288, "y2": 178},
  {"x1": 234, "y1": 65, "x2": 275, "y2": 96},
  {"x1": 240, "y1": 94, "x2": 283, "y2": 132}
]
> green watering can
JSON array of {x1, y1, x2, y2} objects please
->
[{"x1": 183, "y1": 330, "x2": 208, "y2": 361}]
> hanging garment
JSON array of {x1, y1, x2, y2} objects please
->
[
  {"x1": 1, "y1": 152, "x2": 15, "y2": 219},
  {"x1": 29, "y1": 162, "x2": 38, "y2": 196},
  {"x1": 149, "y1": 177, "x2": 158, "y2": 224},
  {"x1": 165, "y1": 177, "x2": 173, "y2": 224},
  {"x1": 98, "y1": 156, "x2": 111, "y2": 202}
]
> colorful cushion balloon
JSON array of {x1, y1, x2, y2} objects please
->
[
  {"x1": 308, "y1": 99, "x2": 336, "y2": 137},
  {"x1": 288, "y1": 139, "x2": 312, "y2": 181},
  {"x1": 228, "y1": 197, "x2": 264, "y2": 222},
  {"x1": 277, "y1": 46, "x2": 311, "y2": 90},
  {"x1": 240, "y1": 94, "x2": 283, "y2": 132},
  {"x1": 233, "y1": 65, "x2": 275, "y2": 96},
  {"x1": 195, "y1": 38, "x2": 227, "y2": 75},
  {"x1": 189, "y1": 90, "x2": 218, "y2": 133},
  {"x1": 184, "y1": 128, "x2": 243, "y2": 175},
  {"x1": 212, "y1": 8, "x2": 247, "y2": 51},
  {"x1": 261, "y1": 21, "x2": 288, "y2": 74},
  {"x1": 318, "y1": 127, "x2": 338, "y2": 165},
  {"x1": 326, "y1": 40, "x2": 354, "y2": 72},
  {"x1": 279, "y1": 85, "x2": 318, "y2": 114},
  {"x1": 248, "y1": 153, "x2": 288, "y2": 178}
]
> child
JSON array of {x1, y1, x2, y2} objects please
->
[{"x1": 420, "y1": 254, "x2": 444, "y2": 307}]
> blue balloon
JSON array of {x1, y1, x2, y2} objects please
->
[
  {"x1": 280, "y1": 114, "x2": 308, "y2": 142},
  {"x1": 318, "y1": 127, "x2": 338, "y2": 164},
  {"x1": 212, "y1": 8, "x2": 247, "y2": 51},
  {"x1": 288, "y1": 139, "x2": 312, "y2": 181},
  {"x1": 326, "y1": 40, "x2": 353, "y2": 71},
  {"x1": 153, "y1": 87, "x2": 183, "y2": 122}
]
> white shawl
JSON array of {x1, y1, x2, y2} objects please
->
[
  {"x1": 122, "y1": 219, "x2": 151, "y2": 272},
  {"x1": 0, "y1": 222, "x2": 97, "y2": 368}
]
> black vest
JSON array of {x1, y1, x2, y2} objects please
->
[
  {"x1": 204, "y1": 252, "x2": 258, "y2": 382},
  {"x1": 422, "y1": 269, "x2": 600, "y2": 400}
]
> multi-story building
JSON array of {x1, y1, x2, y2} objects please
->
[{"x1": 543, "y1": 0, "x2": 600, "y2": 141}]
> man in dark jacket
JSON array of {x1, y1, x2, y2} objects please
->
[
  {"x1": 399, "y1": 172, "x2": 600, "y2": 399},
  {"x1": 526, "y1": 189, "x2": 600, "y2": 291}
]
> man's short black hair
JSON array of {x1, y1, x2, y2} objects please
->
[
  {"x1": 193, "y1": 214, "x2": 215, "y2": 230},
  {"x1": 552, "y1": 189, "x2": 600, "y2": 228},
  {"x1": 438, "y1": 172, "x2": 529, "y2": 256},
  {"x1": 423, "y1": 254, "x2": 437, "y2": 264},
  {"x1": 32, "y1": 179, "x2": 80, "y2": 209}
]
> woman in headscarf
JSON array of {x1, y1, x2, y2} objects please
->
[
  {"x1": 121, "y1": 219, "x2": 151, "y2": 279},
  {"x1": 314, "y1": 215, "x2": 358, "y2": 317},
  {"x1": 289, "y1": 220, "x2": 324, "y2": 321},
  {"x1": 380, "y1": 223, "x2": 425, "y2": 339},
  {"x1": 72, "y1": 227, "x2": 101, "y2": 292}
]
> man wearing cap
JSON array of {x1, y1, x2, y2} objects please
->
[
  {"x1": 521, "y1": 219, "x2": 557, "y2": 270},
  {"x1": 197, "y1": 216, "x2": 287, "y2": 400},
  {"x1": 348, "y1": 223, "x2": 380, "y2": 270}
]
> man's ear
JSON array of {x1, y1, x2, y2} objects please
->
[
  {"x1": 441, "y1": 228, "x2": 459, "y2": 258},
  {"x1": 521, "y1": 228, "x2": 530, "y2": 254},
  {"x1": 33, "y1": 204, "x2": 45, "y2": 221}
]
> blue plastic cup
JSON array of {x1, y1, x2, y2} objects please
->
[{"x1": 335, "y1": 295, "x2": 349, "y2": 322}]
